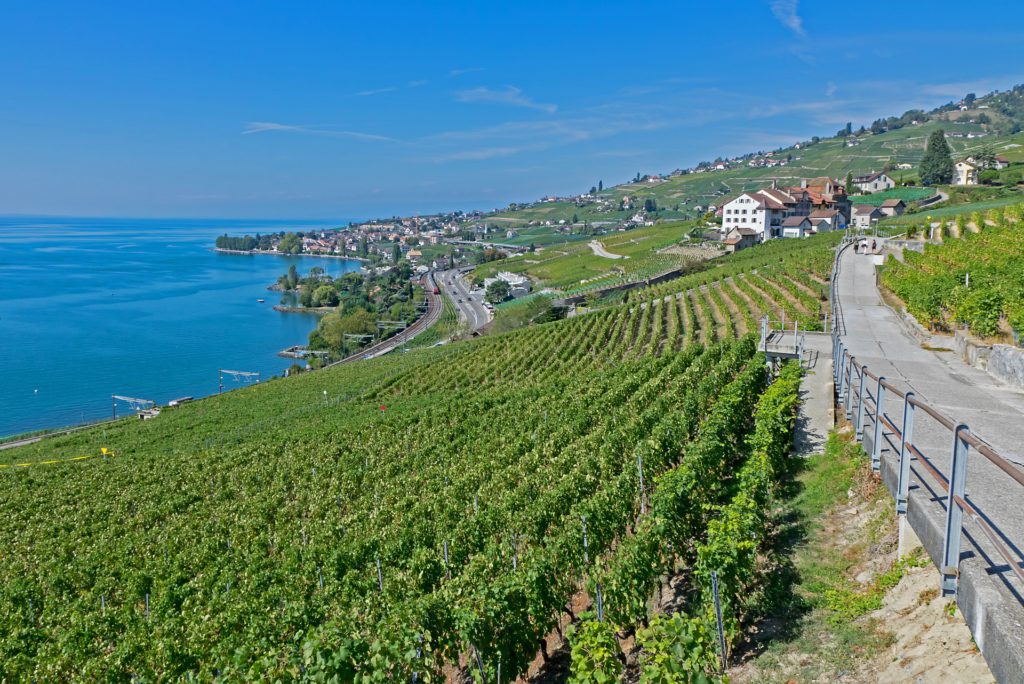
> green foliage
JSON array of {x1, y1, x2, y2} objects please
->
[
  {"x1": 567, "y1": 616, "x2": 623, "y2": 683},
  {"x1": 215, "y1": 234, "x2": 258, "y2": 251},
  {"x1": 636, "y1": 613, "x2": 723, "y2": 684},
  {"x1": 881, "y1": 203, "x2": 1024, "y2": 339},
  {"x1": 919, "y1": 129, "x2": 954, "y2": 185},
  {"x1": 278, "y1": 232, "x2": 303, "y2": 254},
  {"x1": 485, "y1": 279, "x2": 512, "y2": 304}
]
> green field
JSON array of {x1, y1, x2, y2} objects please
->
[
  {"x1": 881, "y1": 187, "x2": 1024, "y2": 226},
  {"x1": 471, "y1": 220, "x2": 706, "y2": 291},
  {"x1": 849, "y1": 186, "x2": 935, "y2": 205},
  {"x1": 0, "y1": 232, "x2": 839, "y2": 681}
]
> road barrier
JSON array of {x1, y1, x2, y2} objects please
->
[{"x1": 830, "y1": 236, "x2": 1024, "y2": 597}]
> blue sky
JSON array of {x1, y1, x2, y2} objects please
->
[{"x1": 2, "y1": 1, "x2": 1023, "y2": 219}]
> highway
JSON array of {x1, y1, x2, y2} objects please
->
[{"x1": 437, "y1": 268, "x2": 491, "y2": 331}]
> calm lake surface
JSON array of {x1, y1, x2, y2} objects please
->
[{"x1": 0, "y1": 216, "x2": 361, "y2": 437}]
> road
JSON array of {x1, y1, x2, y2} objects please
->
[
  {"x1": 836, "y1": 242, "x2": 1024, "y2": 681},
  {"x1": 437, "y1": 269, "x2": 491, "y2": 331}
]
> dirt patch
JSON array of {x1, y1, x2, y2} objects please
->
[{"x1": 659, "y1": 244, "x2": 720, "y2": 260}]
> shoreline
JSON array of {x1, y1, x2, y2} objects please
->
[{"x1": 213, "y1": 247, "x2": 370, "y2": 262}]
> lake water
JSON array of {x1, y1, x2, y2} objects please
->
[{"x1": 0, "y1": 216, "x2": 361, "y2": 437}]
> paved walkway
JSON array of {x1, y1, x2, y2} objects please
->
[
  {"x1": 588, "y1": 240, "x2": 627, "y2": 259},
  {"x1": 836, "y1": 244, "x2": 1024, "y2": 681},
  {"x1": 792, "y1": 333, "x2": 833, "y2": 457}
]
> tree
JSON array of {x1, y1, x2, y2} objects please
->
[
  {"x1": 278, "y1": 232, "x2": 302, "y2": 254},
  {"x1": 964, "y1": 92, "x2": 976, "y2": 107},
  {"x1": 845, "y1": 171, "x2": 854, "y2": 194},
  {"x1": 979, "y1": 169, "x2": 1001, "y2": 185},
  {"x1": 919, "y1": 129, "x2": 954, "y2": 185},
  {"x1": 287, "y1": 264, "x2": 299, "y2": 290},
  {"x1": 846, "y1": 121, "x2": 853, "y2": 136},
  {"x1": 485, "y1": 279, "x2": 511, "y2": 304},
  {"x1": 528, "y1": 242, "x2": 536, "y2": 253},
  {"x1": 598, "y1": 180, "x2": 603, "y2": 192},
  {"x1": 358, "y1": 236, "x2": 368, "y2": 257},
  {"x1": 972, "y1": 146, "x2": 996, "y2": 170},
  {"x1": 572, "y1": 213, "x2": 579, "y2": 224},
  {"x1": 392, "y1": 243, "x2": 401, "y2": 263},
  {"x1": 643, "y1": 198, "x2": 658, "y2": 212},
  {"x1": 312, "y1": 285, "x2": 339, "y2": 307}
]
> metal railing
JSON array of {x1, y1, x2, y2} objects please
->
[
  {"x1": 760, "y1": 315, "x2": 807, "y2": 364},
  {"x1": 830, "y1": 237, "x2": 1024, "y2": 597}
]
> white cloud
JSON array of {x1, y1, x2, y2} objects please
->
[
  {"x1": 825, "y1": 81, "x2": 837, "y2": 97},
  {"x1": 242, "y1": 122, "x2": 396, "y2": 142},
  {"x1": 769, "y1": 0, "x2": 805, "y2": 37},
  {"x1": 455, "y1": 86, "x2": 558, "y2": 113}
]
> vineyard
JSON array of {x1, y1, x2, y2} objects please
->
[
  {"x1": 879, "y1": 203, "x2": 1024, "y2": 340},
  {"x1": 0, "y1": 234, "x2": 836, "y2": 681}
]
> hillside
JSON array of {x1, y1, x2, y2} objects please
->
[
  {"x1": 0, "y1": 233, "x2": 840, "y2": 681},
  {"x1": 484, "y1": 85, "x2": 1024, "y2": 230}
]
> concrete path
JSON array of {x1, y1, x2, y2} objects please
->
[
  {"x1": 836, "y1": 244, "x2": 1024, "y2": 682},
  {"x1": 588, "y1": 240, "x2": 627, "y2": 259},
  {"x1": 792, "y1": 333, "x2": 833, "y2": 457}
]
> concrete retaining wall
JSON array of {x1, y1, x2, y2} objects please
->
[
  {"x1": 988, "y1": 344, "x2": 1024, "y2": 391},
  {"x1": 955, "y1": 330, "x2": 993, "y2": 369}
]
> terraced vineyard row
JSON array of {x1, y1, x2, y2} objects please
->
[
  {"x1": 880, "y1": 203, "x2": 1024, "y2": 338},
  {"x1": 0, "y1": 234, "x2": 832, "y2": 680}
]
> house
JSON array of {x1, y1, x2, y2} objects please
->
[
  {"x1": 954, "y1": 160, "x2": 978, "y2": 186},
  {"x1": 852, "y1": 172, "x2": 895, "y2": 194},
  {"x1": 965, "y1": 155, "x2": 1010, "y2": 171},
  {"x1": 723, "y1": 227, "x2": 758, "y2": 253},
  {"x1": 895, "y1": 162, "x2": 913, "y2": 170},
  {"x1": 809, "y1": 208, "x2": 846, "y2": 231},
  {"x1": 780, "y1": 216, "x2": 813, "y2": 239},
  {"x1": 407, "y1": 249, "x2": 423, "y2": 259},
  {"x1": 878, "y1": 199, "x2": 906, "y2": 217},
  {"x1": 852, "y1": 204, "x2": 883, "y2": 228},
  {"x1": 483, "y1": 272, "x2": 532, "y2": 299}
]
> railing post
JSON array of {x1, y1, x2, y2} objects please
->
[
  {"x1": 833, "y1": 339, "x2": 841, "y2": 389},
  {"x1": 871, "y1": 376, "x2": 885, "y2": 472},
  {"x1": 941, "y1": 424, "x2": 970, "y2": 598},
  {"x1": 896, "y1": 392, "x2": 915, "y2": 516},
  {"x1": 843, "y1": 357, "x2": 854, "y2": 420},
  {"x1": 855, "y1": 365, "x2": 867, "y2": 440}
]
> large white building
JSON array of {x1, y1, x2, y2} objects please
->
[{"x1": 719, "y1": 178, "x2": 850, "y2": 241}]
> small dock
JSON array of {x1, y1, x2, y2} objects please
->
[{"x1": 277, "y1": 345, "x2": 329, "y2": 359}]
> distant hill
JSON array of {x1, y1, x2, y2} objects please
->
[{"x1": 484, "y1": 84, "x2": 1024, "y2": 227}]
